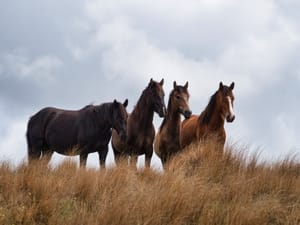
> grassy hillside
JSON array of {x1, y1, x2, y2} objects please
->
[{"x1": 0, "y1": 142, "x2": 299, "y2": 225}]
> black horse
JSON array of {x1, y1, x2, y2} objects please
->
[{"x1": 26, "y1": 99, "x2": 128, "y2": 168}]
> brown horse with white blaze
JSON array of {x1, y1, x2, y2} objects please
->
[
  {"x1": 181, "y1": 82, "x2": 235, "y2": 151},
  {"x1": 154, "y1": 81, "x2": 192, "y2": 167},
  {"x1": 111, "y1": 78, "x2": 166, "y2": 168}
]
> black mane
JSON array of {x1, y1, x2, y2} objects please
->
[
  {"x1": 131, "y1": 85, "x2": 152, "y2": 116},
  {"x1": 200, "y1": 91, "x2": 218, "y2": 124}
]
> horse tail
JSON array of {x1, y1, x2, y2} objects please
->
[
  {"x1": 26, "y1": 116, "x2": 42, "y2": 164},
  {"x1": 26, "y1": 107, "x2": 54, "y2": 164}
]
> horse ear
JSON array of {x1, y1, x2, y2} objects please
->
[
  {"x1": 184, "y1": 81, "x2": 188, "y2": 89},
  {"x1": 160, "y1": 78, "x2": 164, "y2": 86},
  {"x1": 230, "y1": 82, "x2": 235, "y2": 90},
  {"x1": 148, "y1": 78, "x2": 154, "y2": 87},
  {"x1": 123, "y1": 99, "x2": 128, "y2": 108},
  {"x1": 113, "y1": 99, "x2": 118, "y2": 107},
  {"x1": 219, "y1": 82, "x2": 224, "y2": 90},
  {"x1": 173, "y1": 81, "x2": 177, "y2": 89}
]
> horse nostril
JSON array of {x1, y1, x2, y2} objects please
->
[
  {"x1": 227, "y1": 115, "x2": 235, "y2": 122},
  {"x1": 184, "y1": 110, "x2": 192, "y2": 118}
]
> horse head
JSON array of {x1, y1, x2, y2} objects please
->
[
  {"x1": 148, "y1": 78, "x2": 166, "y2": 118},
  {"x1": 112, "y1": 99, "x2": 129, "y2": 141},
  {"x1": 218, "y1": 82, "x2": 235, "y2": 123},
  {"x1": 172, "y1": 81, "x2": 192, "y2": 119}
]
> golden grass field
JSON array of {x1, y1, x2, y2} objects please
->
[{"x1": 0, "y1": 142, "x2": 299, "y2": 225}]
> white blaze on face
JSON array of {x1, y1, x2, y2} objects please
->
[{"x1": 227, "y1": 96, "x2": 235, "y2": 118}]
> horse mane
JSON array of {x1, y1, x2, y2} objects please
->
[
  {"x1": 81, "y1": 103, "x2": 113, "y2": 126},
  {"x1": 131, "y1": 85, "x2": 151, "y2": 117},
  {"x1": 160, "y1": 89, "x2": 175, "y2": 129},
  {"x1": 200, "y1": 91, "x2": 218, "y2": 124},
  {"x1": 81, "y1": 104, "x2": 94, "y2": 111}
]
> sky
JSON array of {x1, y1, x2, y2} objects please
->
[{"x1": 0, "y1": 0, "x2": 300, "y2": 169}]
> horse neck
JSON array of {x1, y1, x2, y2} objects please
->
[
  {"x1": 131, "y1": 89, "x2": 154, "y2": 129},
  {"x1": 200, "y1": 94, "x2": 225, "y2": 131},
  {"x1": 93, "y1": 104, "x2": 113, "y2": 127},
  {"x1": 209, "y1": 106, "x2": 225, "y2": 130},
  {"x1": 162, "y1": 97, "x2": 181, "y2": 137}
]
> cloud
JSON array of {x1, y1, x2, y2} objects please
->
[
  {"x1": 78, "y1": 0, "x2": 300, "y2": 98},
  {"x1": 0, "y1": 50, "x2": 62, "y2": 82},
  {"x1": 0, "y1": 119, "x2": 27, "y2": 166}
]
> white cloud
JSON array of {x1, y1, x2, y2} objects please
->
[
  {"x1": 76, "y1": 0, "x2": 300, "y2": 97},
  {"x1": 19, "y1": 56, "x2": 62, "y2": 80},
  {"x1": 0, "y1": 119, "x2": 27, "y2": 166},
  {"x1": 1, "y1": 51, "x2": 62, "y2": 82}
]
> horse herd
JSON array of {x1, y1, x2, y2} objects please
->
[{"x1": 26, "y1": 78, "x2": 235, "y2": 169}]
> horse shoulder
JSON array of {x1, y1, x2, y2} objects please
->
[
  {"x1": 147, "y1": 123, "x2": 156, "y2": 143},
  {"x1": 77, "y1": 109, "x2": 99, "y2": 138},
  {"x1": 182, "y1": 115, "x2": 198, "y2": 135}
]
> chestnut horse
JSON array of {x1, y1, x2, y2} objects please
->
[
  {"x1": 181, "y1": 82, "x2": 235, "y2": 151},
  {"x1": 154, "y1": 81, "x2": 192, "y2": 167},
  {"x1": 111, "y1": 78, "x2": 166, "y2": 168},
  {"x1": 26, "y1": 99, "x2": 128, "y2": 168}
]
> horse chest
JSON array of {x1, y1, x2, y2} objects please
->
[{"x1": 128, "y1": 127, "x2": 154, "y2": 153}]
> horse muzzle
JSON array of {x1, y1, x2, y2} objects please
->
[
  {"x1": 226, "y1": 115, "x2": 235, "y2": 123},
  {"x1": 180, "y1": 109, "x2": 192, "y2": 119},
  {"x1": 157, "y1": 106, "x2": 167, "y2": 118}
]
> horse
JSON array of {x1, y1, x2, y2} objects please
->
[
  {"x1": 111, "y1": 78, "x2": 166, "y2": 168},
  {"x1": 181, "y1": 82, "x2": 235, "y2": 152},
  {"x1": 26, "y1": 99, "x2": 128, "y2": 168},
  {"x1": 154, "y1": 81, "x2": 192, "y2": 167}
]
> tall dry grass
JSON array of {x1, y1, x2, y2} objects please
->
[{"x1": 0, "y1": 142, "x2": 299, "y2": 225}]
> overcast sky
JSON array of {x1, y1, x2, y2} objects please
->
[{"x1": 1, "y1": 0, "x2": 300, "y2": 169}]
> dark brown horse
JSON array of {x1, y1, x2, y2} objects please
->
[
  {"x1": 26, "y1": 99, "x2": 128, "y2": 168},
  {"x1": 181, "y1": 82, "x2": 235, "y2": 151},
  {"x1": 111, "y1": 78, "x2": 166, "y2": 168},
  {"x1": 154, "y1": 81, "x2": 192, "y2": 167}
]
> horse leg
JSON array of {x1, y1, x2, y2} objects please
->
[
  {"x1": 41, "y1": 149, "x2": 53, "y2": 165},
  {"x1": 27, "y1": 138, "x2": 43, "y2": 164},
  {"x1": 129, "y1": 155, "x2": 138, "y2": 169},
  {"x1": 28, "y1": 147, "x2": 42, "y2": 164},
  {"x1": 98, "y1": 145, "x2": 108, "y2": 170},
  {"x1": 145, "y1": 149, "x2": 153, "y2": 168},
  {"x1": 79, "y1": 153, "x2": 88, "y2": 168},
  {"x1": 112, "y1": 148, "x2": 121, "y2": 166},
  {"x1": 160, "y1": 155, "x2": 167, "y2": 170}
]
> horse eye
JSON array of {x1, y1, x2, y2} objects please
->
[{"x1": 176, "y1": 95, "x2": 180, "y2": 100}]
